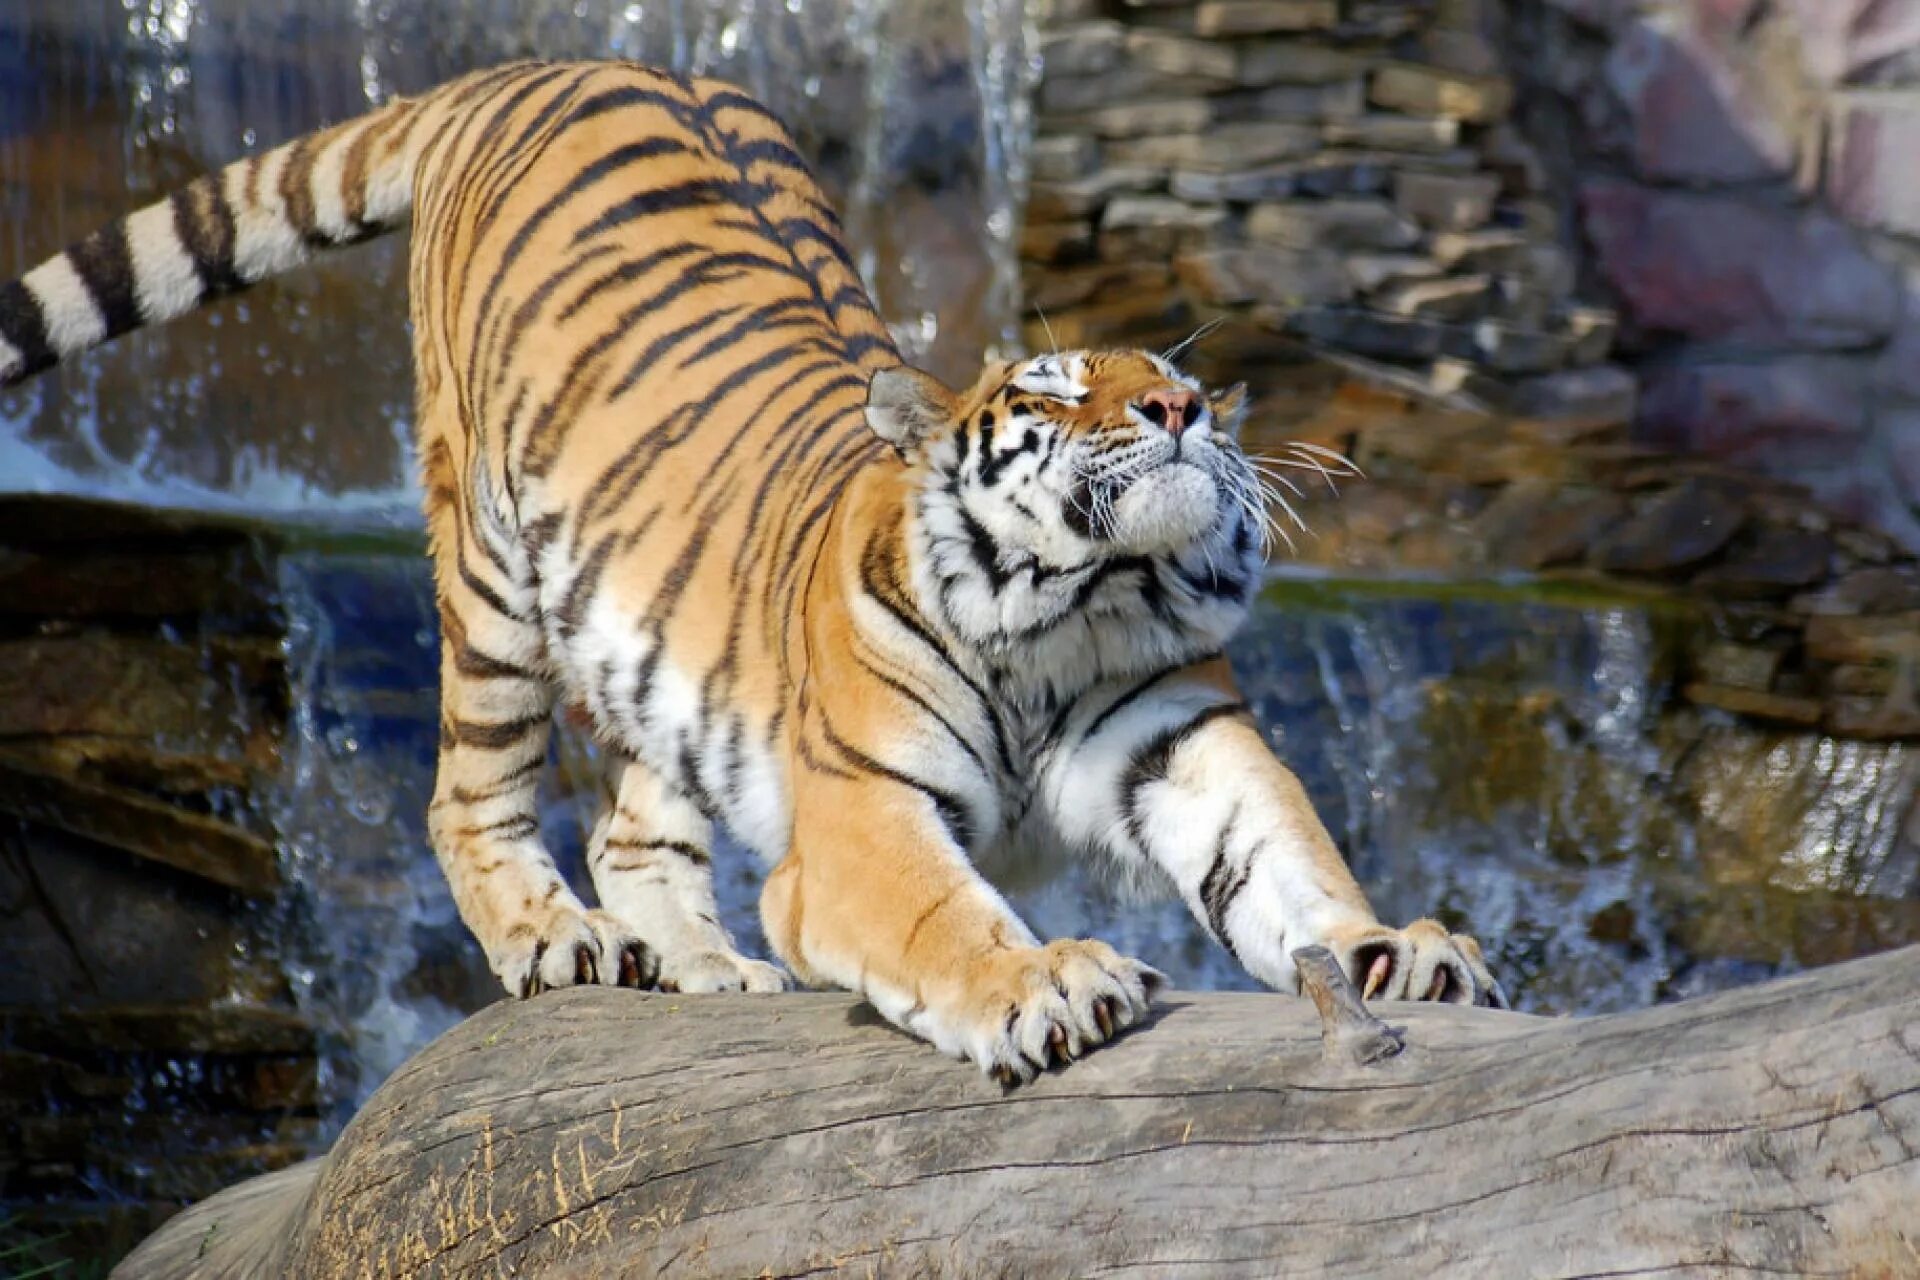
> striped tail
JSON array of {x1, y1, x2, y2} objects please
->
[{"x1": 0, "y1": 78, "x2": 452, "y2": 387}]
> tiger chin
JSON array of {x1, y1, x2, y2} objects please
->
[{"x1": 0, "y1": 59, "x2": 1504, "y2": 1084}]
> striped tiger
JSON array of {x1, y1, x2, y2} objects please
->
[{"x1": 0, "y1": 60, "x2": 1504, "y2": 1080}]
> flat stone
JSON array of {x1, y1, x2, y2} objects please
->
[
  {"x1": 1559, "y1": 306, "x2": 1618, "y2": 366},
  {"x1": 1227, "y1": 78, "x2": 1367, "y2": 122},
  {"x1": 1323, "y1": 114, "x2": 1462, "y2": 152},
  {"x1": 1578, "y1": 180, "x2": 1902, "y2": 349},
  {"x1": 1804, "y1": 612, "x2": 1920, "y2": 665},
  {"x1": 1347, "y1": 253, "x2": 1443, "y2": 293},
  {"x1": 1245, "y1": 198, "x2": 1420, "y2": 251},
  {"x1": 1370, "y1": 62, "x2": 1514, "y2": 123},
  {"x1": 1099, "y1": 200, "x2": 1229, "y2": 259},
  {"x1": 1125, "y1": 29, "x2": 1239, "y2": 81},
  {"x1": 1047, "y1": 97, "x2": 1214, "y2": 140},
  {"x1": 1172, "y1": 150, "x2": 1415, "y2": 201},
  {"x1": 1020, "y1": 219, "x2": 1096, "y2": 263},
  {"x1": 1235, "y1": 40, "x2": 1360, "y2": 86},
  {"x1": 1041, "y1": 63, "x2": 1236, "y2": 116},
  {"x1": 1040, "y1": 20, "x2": 1126, "y2": 77},
  {"x1": 1511, "y1": 365, "x2": 1639, "y2": 423},
  {"x1": 1694, "y1": 526, "x2": 1836, "y2": 595},
  {"x1": 1421, "y1": 28, "x2": 1504, "y2": 76},
  {"x1": 1682, "y1": 683, "x2": 1826, "y2": 728},
  {"x1": 1031, "y1": 134, "x2": 1100, "y2": 184},
  {"x1": 1824, "y1": 695, "x2": 1920, "y2": 740},
  {"x1": 1393, "y1": 170, "x2": 1501, "y2": 231},
  {"x1": 1429, "y1": 228, "x2": 1532, "y2": 273},
  {"x1": 1107, "y1": 121, "x2": 1319, "y2": 172},
  {"x1": 1692, "y1": 641, "x2": 1786, "y2": 691},
  {"x1": 1171, "y1": 164, "x2": 1307, "y2": 203},
  {"x1": 1470, "y1": 482, "x2": 1629, "y2": 569},
  {"x1": 1471, "y1": 320, "x2": 1574, "y2": 374},
  {"x1": 1194, "y1": 0, "x2": 1339, "y2": 37},
  {"x1": 1028, "y1": 168, "x2": 1166, "y2": 221},
  {"x1": 1793, "y1": 567, "x2": 1920, "y2": 617},
  {"x1": 1377, "y1": 274, "x2": 1494, "y2": 320},
  {"x1": 1028, "y1": 261, "x2": 1172, "y2": 313},
  {"x1": 1591, "y1": 481, "x2": 1749, "y2": 575},
  {"x1": 1636, "y1": 356, "x2": 1872, "y2": 462},
  {"x1": 1284, "y1": 306, "x2": 1448, "y2": 359},
  {"x1": 1174, "y1": 247, "x2": 1354, "y2": 307}
]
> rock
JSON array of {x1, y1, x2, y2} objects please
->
[
  {"x1": 1369, "y1": 62, "x2": 1515, "y2": 123},
  {"x1": 1471, "y1": 320, "x2": 1574, "y2": 374},
  {"x1": 1323, "y1": 115, "x2": 1464, "y2": 154},
  {"x1": 1106, "y1": 121, "x2": 1319, "y2": 172},
  {"x1": 1030, "y1": 134, "x2": 1100, "y2": 184},
  {"x1": 1577, "y1": 180, "x2": 1901, "y2": 350},
  {"x1": 1793, "y1": 567, "x2": 1920, "y2": 617},
  {"x1": 2, "y1": 1003, "x2": 316, "y2": 1057},
  {"x1": 1692, "y1": 642, "x2": 1786, "y2": 692},
  {"x1": 1559, "y1": 306, "x2": 1618, "y2": 366},
  {"x1": 1694, "y1": 527, "x2": 1836, "y2": 595},
  {"x1": 1421, "y1": 28, "x2": 1504, "y2": 76},
  {"x1": 1175, "y1": 247, "x2": 1354, "y2": 308},
  {"x1": 1429, "y1": 228, "x2": 1532, "y2": 273},
  {"x1": 1046, "y1": 97, "x2": 1214, "y2": 140},
  {"x1": 1125, "y1": 29, "x2": 1239, "y2": 81},
  {"x1": 1284, "y1": 306, "x2": 1448, "y2": 359},
  {"x1": 1827, "y1": 91, "x2": 1920, "y2": 238},
  {"x1": 1803, "y1": 612, "x2": 1920, "y2": 665},
  {"x1": 1682, "y1": 683, "x2": 1826, "y2": 727},
  {"x1": 1021, "y1": 219, "x2": 1096, "y2": 264},
  {"x1": 1039, "y1": 20, "x2": 1126, "y2": 77},
  {"x1": 1590, "y1": 481, "x2": 1750, "y2": 575},
  {"x1": 1377, "y1": 274, "x2": 1494, "y2": 320},
  {"x1": 1194, "y1": 0, "x2": 1340, "y2": 38},
  {"x1": 1777, "y1": 0, "x2": 1920, "y2": 84},
  {"x1": 1099, "y1": 196, "x2": 1229, "y2": 258},
  {"x1": 1469, "y1": 482, "x2": 1629, "y2": 569},
  {"x1": 1028, "y1": 261, "x2": 1172, "y2": 313},
  {"x1": 1171, "y1": 164, "x2": 1308, "y2": 203},
  {"x1": 1028, "y1": 168, "x2": 1166, "y2": 221},
  {"x1": 1041, "y1": 64, "x2": 1236, "y2": 116},
  {"x1": 1226, "y1": 78, "x2": 1368, "y2": 122},
  {"x1": 1246, "y1": 198, "x2": 1421, "y2": 251},
  {"x1": 1235, "y1": 40, "x2": 1360, "y2": 86},
  {"x1": 1511, "y1": 365, "x2": 1639, "y2": 424},
  {"x1": 1636, "y1": 356, "x2": 1872, "y2": 462},
  {"x1": 1393, "y1": 170, "x2": 1501, "y2": 230},
  {"x1": 1347, "y1": 253, "x2": 1444, "y2": 293},
  {"x1": 1824, "y1": 695, "x2": 1920, "y2": 740},
  {"x1": 1599, "y1": 10, "x2": 1801, "y2": 185}
]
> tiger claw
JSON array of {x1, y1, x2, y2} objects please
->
[{"x1": 1363, "y1": 952, "x2": 1391, "y2": 1001}]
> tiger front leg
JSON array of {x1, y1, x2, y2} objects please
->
[
  {"x1": 1046, "y1": 660, "x2": 1507, "y2": 1008},
  {"x1": 762, "y1": 744, "x2": 1161, "y2": 1082}
]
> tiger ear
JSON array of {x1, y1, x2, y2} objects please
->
[
  {"x1": 1210, "y1": 382, "x2": 1249, "y2": 440},
  {"x1": 866, "y1": 365, "x2": 957, "y2": 452}
]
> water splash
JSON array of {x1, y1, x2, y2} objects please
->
[{"x1": 0, "y1": 0, "x2": 1035, "y2": 519}]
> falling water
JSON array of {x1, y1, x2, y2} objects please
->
[{"x1": 0, "y1": 0, "x2": 1035, "y2": 518}]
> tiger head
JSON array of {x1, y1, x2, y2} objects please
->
[{"x1": 867, "y1": 349, "x2": 1261, "y2": 569}]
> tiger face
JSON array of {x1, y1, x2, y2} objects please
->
[{"x1": 868, "y1": 349, "x2": 1258, "y2": 569}]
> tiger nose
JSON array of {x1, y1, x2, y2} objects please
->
[{"x1": 1137, "y1": 387, "x2": 1202, "y2": 433}]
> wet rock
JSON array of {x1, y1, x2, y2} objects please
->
[
  {"x1": 1591, "y1": 481, "x2": 1749, "y2": 575},
  {"x1": 1793, "y1": 566, "x2": 1920, "y2": 616},
  {"x1": 1393, "y1": 170, "x2": 1500, "y2": 230},
  {"x1": 1246, "y1": 197, "x2": 1420, "y2": 251},
  {"x1": 1369, "y1": 61, "x2": 1514, "y2": 122},
  {"x1": 1377, "y1": 274, "x2": 1493, "y2": 320},
  {"x1": 1429, "y1": 228, "x2": 1532, "y2": 273},
  {"x1": 1682, "y1": 683, "x2": 1826, "y2": 727},
  {"x1": 1099, "y1": 196, "x2": 1228, "y2": 258},
  {"x1": 1347, "y1": 252, "x2": 1443, "y2": 293},
  {"x1": 1694, "y1": 527, "x2": 1835, "y2": 596},
  {"x1": 1194, "y1": 0, "x2": 1340, "y2": 38},
  {"x1": 1046, "y1": 97, "x2": 1214, "y2": 140},
  {"x1": 1470, "y1": 320, "x2": 1574, "y2": 374},
  {"x1": 1029, "y1": 261, "x2": 1173, "y2": 313},
  {"x1": 1579, "y1": 180, "x2": 1901, "y2": 349},
  {"x1": 1020, "y1": 219, "x2": 1096, "y2": 264},
  {"x1": 1126, "y1": 29, "x2": 1240, "y2": 81},
  {"x1": 1692, "y1": 642, "x2": 1786, "y2": 692},
  {"x1": 1803, "y1": 612, "x2": 1920, "y2": 665},
  {"x1": 1039, "y1": 20, "x2": 1126, "y2": 77},
  {"x1": 1469, "y1": 482, "x2": 1629, "y2": 569},
  {"x1": 1637, "y1": 356, "x2": 1872, "y2": 463},
  {"x1": 1825, "y1": 695, "x2": 1920, "y2": 740},
  {"x1": 1560, "y1": 306, "x2": 1619, "y2": 367},
  {"x1": 1028, "y1": 169, "x2": 1166, "y2": 221},
  {"x1": 1284, "y1": 306, "x2": 1448, "y2": 359},
  {"x1": 1042, "y1": 62, "x2": 1237, "y2": 116},
  {"x1": 1175, "y1": 246, "x2": 1353, "y2": 307},
  {"x1": 1226, "y1": 77, "x2": 1368, "y2": 121}
]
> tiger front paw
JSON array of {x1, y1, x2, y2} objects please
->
[
  {"x1": 930, "y1": 939, "x2": 1165, "y2": 1085},
  {"x1": 657, "y1": 947, "x2": 790, "y2": 994},
  {"x1": 1319, "y1": 917, "x2": 1508, "y2": 1009},
  {"x1": 492, "y1": 906, "x2": 659, "y2": 997}
]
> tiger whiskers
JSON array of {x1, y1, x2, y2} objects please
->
[{"x1": 1160, "y1": 316, "x2": 1227, "y2": 367}]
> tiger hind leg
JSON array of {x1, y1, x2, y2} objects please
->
[{"x1": 587, "y1": 756, "x2": 788, "y2": 993}]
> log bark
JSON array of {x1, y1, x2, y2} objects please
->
[{"x1": 117, "y1": 945, "x2": 1920, "y2": 1279}]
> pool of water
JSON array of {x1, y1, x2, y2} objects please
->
[{"x1": 263, "y1": 545, "x2": 1920, "y2": 1127}]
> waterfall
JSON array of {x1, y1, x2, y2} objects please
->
[{"x1": 0, "y1": 0, "x2": 1037, "y2": 519}]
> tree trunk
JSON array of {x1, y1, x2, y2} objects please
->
[{"x1": 116, "y1": 945, "x2": 1920, "y2": 1278}]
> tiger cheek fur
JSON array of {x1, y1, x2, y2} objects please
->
[{"x1": 0, "y1": 59, "x2": 1505, "y2": 1082}]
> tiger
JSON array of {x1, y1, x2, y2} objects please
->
[{"x1": 0, "y1": 60, "x2": 1504, "y2": 1081}]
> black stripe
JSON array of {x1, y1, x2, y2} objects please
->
[
  {"x1": 452, "y1": 640, "x2": 536, "y2": 682},
  {"x1": 1120, "y1": 702, "x2": 1252, "y2": 852},
  {"x1": 676, "y1": 297, "x2": 817, "y2": 371},
  {"x1": 553, "y1": 243, "x2": 704, "y2": 324},
  {"x1": 1199, "y1": 805, "x2": 1250, "y2": 957},
  {"x1": 170, "y1": 175, "x2": 243, "y2": 294},
  {"x1": 820, "y1": 717, "x2": 977, "y2": 850},
  {"x1": 854, "y1": 649, "x2": 991, "y2": 780},
  {"x1": 1072, "y1": 659, "x2": 1217, "y2": 747},
  {"x1": 600, "y1": 837, "x2": 711, "y2": 866},
  {"x1": 66, "y1": 223, "x2": 141, "y2": 337},
  {"x1": 450, "y1": 713, "x2": 548, "y2": 751},
  {"x1": 569, "y1": 178, "x2": 742, "y2": 248},
  {"x1": 0, "y1": 281, "x2": 56, "y2": 382}
]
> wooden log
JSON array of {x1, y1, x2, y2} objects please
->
[{"x1": 116, "y1": 945, "x2": 1920, "y2": 1278}]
